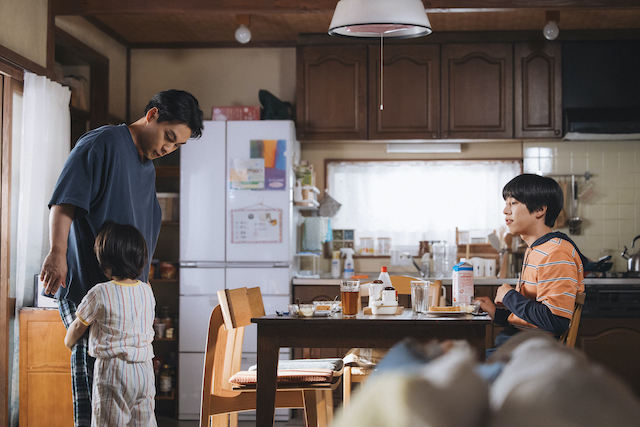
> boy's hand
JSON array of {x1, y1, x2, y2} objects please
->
[
  {"x1": 494, "y1": 283, "x2": 514, "y2": 304},
  {"x1": 473, "y1": 296, "x2": 496, "y2": 319}
]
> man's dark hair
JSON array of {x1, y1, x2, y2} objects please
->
[
  {"x1": 94, "y1": 223, "x2": 148, "y2": 280},
  {"x1": 502, "y1": 174, "x2": 564, "y2": 228},
  {"x1": 144, "y1": 89, "x2": 204, "y2": 138}
]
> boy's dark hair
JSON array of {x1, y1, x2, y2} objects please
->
[
  {"x1": 94, "y1": 223, "x2": 148, "y2": 280},
  {"x1": 144, "y1": 89, "x2": 204, "y2": 139},
  {"x1": 502, "y1": 174, "x2": 564, "y2": 228}
]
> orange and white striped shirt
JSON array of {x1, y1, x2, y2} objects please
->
[
  {"x1": 508, "y1": 237, "x2": 585, "y2": 330},
  {"x1": 76, "y1": 280, "x2": 155, "y2": 362}
]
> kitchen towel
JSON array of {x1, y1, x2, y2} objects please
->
[{"x1": 303, "y1": 217, "x2": 332, "y2": 251}]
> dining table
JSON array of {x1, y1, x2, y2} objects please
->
[{"x1": 251, "y1": 309, "x2": 492, "y2": 427}]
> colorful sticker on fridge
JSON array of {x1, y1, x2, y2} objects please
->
[
  {"x1": 231, "y1": 204, "x2": 282, "y2": 243},
  {"x1": 250, "y1": 139, "x2": 286, "y2": 190},
  {"x1": 229, "y1": 158, "x2": 264, "y2": 190}
]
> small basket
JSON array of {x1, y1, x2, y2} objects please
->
[{"x1": 319, "y1": 194, "x2": 341, "y2": 217}]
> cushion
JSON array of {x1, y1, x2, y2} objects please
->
[
  {"x1": 333, "y1": 340, "x2": 489, "y2": 427},
  {"x1": 247, "y1": 358, "x2": 343, "y2": 372},
  {"x1": 489, "y1": 332, "x2": 640, "y2": 427},
  {"x1": 229, "y1": 369, "x2": 335, "y2": 385}
]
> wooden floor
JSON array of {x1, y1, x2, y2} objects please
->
[{"x1": 157, "y1": 416, "x2": 303, "y2": 427}]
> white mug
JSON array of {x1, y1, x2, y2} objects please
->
[
  {"x1": 471, "y1": 257, "x2": 485, "y2": 277},
  {"x1": 485, "y1": 258, "x2": 496, "y2": 277}
]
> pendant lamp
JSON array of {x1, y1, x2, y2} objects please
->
[{"x1": 328, "y1": 0, "x2": 432, "y2": 38}]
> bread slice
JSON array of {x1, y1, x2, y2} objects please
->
[{"x1": 428, "y1": 306, "x2": 461, "y2": 312}]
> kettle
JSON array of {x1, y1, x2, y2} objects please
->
[{"x1": 622, "y1": 235, "x2": 640, "y2": 274}]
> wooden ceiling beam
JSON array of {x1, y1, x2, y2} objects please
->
[{"x1": 51, "y1": 0, "x2": 640, "y2": 16}]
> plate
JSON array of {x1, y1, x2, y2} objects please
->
[
  {"x1": 426, "y1": 309, "x2": 466, "y2": 316},
  {"x1": 472, "y1": 311, "x2": 489, "y2": 316}
]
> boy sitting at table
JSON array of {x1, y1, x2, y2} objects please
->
[{"x1": 475, "y1": 174, "x2": 587, "y2": 354}]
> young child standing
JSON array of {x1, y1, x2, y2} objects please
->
[{"x1": 65, "y1": 223, "x2": 157, "y2": 427}]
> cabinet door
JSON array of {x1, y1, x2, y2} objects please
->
[
  {"x1": 296, "y1": 45, "x2": 368, "y2": 140},
  {"x1": 368, "y1": 44, "x2": 440, "y2": 139},
  {"x1": 514, "y1": 42, "x2": 562, "y2": 138},
  {"x1": 441, "y1": 44, "x2": 513, "y2": 139},
  {"x1": 577, "y1": 318, "x2": 640, "y2": 396}
]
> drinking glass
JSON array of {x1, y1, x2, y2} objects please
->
[
  {"x1": 432, "y1": 242, "x2": 446, "y2": 278},
  {"x1": 411, "y1": 280, "x2": 430, "y2": 314},
  {"x1": 340, "y1": 280, "x2": 360, "y2": 317}
]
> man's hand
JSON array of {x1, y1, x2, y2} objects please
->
[
  {"x1": 41, "y1": 204, "x2": 75, "y2": 295},
  {"x1": 494, "y1": 283, "x2": 514, "y2": 305},
  {"x1": 473, "y1": 296, "x2": 496, "y2": 319},
  {"x1": 40, "y1": 250, "x2": 68, "y2": 295}
]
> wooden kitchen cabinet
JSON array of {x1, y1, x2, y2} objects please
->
[
  {"x1": 576, "y1": 318, "x2": 640, "y2": 396},
  {"x1": 19, "y1": 309, "x2": 74, "y2": 427},
  {"x1": 441, "y1": 43, "x2": 513, "y2": 139},
  {"x1": 296, "y1": 44, "x2": 368, "y2": 140},
  {"x1": 368, "y1": 44, "x2": 440, "y2": 140},
  {"x1": 514, "y1": 42, "x2": 562, "y2": 138}
]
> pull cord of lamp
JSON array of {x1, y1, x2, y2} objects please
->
[{"x1": 380, "y1": 35, "x2": 384, "y2": 111}]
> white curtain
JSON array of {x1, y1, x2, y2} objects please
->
[
  {"x1": 328, "y1": 160, "x2": 521, "y2": 246},
  {"x1": 9, "y1": 72, "x2": 70, "y2": 426}
]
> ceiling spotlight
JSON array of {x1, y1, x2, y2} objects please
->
[
  {"x1": 543, "y1": 11, "x2": 560, "y2": 40},
  {"x1": 235, "y1": 15, "x2": 251, "y2": 44}
]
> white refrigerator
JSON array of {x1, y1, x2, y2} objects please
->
[{"x1": 178, "y1": 120, "x2": 300, "y2": 420}]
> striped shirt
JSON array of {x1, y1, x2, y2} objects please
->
[
  {"x1": 508, "y1": 237, "x2": 585, "y2": 330},
  {"x1": 76, "y1": 280, "x2": 155, "y2": 362}
]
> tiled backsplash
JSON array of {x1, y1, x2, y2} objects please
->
[{"x1": 523, "y1": 140, "x2": 640, "y2": 272}]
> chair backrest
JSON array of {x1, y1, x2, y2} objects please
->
[
  {"x1": 389, "y1": 275, "x2": 419, "y2": 295},
  {"x1": 218, "y1": 286, "x2": 265, "y2": 329},
  {"x1": 561, "y1": 292, "x2": 586, "y2": 348}
]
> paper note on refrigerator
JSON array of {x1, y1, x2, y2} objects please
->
[
  {"x1": 231, "y1": 204, "x2": 282, "y2": 243},
  {"x1": 250, "y1": 139, "x2": 286, "y2": 190},
  {"x1": 229, "y1": 158, "x2": 264, "y2": 189}
]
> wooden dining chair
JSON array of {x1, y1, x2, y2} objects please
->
[
  {"x1": 342, "y1": 275, "x2": 418, "y2": 407},
  {"x1": 199, "y1": 286, "x2": 342, "y2": 427},
  {"x1": 559, "y1": 292, "x2": 586, "y2": 348}
]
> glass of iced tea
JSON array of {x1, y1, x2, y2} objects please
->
[{"x1": 340, "y1": 280, "x2": 360, "y2": 317}]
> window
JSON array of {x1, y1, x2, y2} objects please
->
[{"x1": 327, "y1": 160, "x2": 521, "y2": 247}]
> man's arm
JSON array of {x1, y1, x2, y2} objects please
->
[
  {"x1": 40, "y1": 204, "x2": 76, "y2": 295},
  {"x1": 64, "y1": 317, "x2": 88, "y2": 350}
]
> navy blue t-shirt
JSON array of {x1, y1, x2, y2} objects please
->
[{"x1": 49, "y1": 124, "x2": 161, "y2": 304}]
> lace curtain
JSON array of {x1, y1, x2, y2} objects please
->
[
  {"x1": 327, "y1": 160, "x2": 521, "y2": 246},
  {"x1": 9, "y1": 72, "x2": 70, "y2": 426}
]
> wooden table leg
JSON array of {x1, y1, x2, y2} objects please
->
[{"x1": 256, "y1": 323, "x2": 279, "y2": 427}]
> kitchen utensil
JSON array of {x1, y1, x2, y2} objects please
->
[
  {"x1": 585, "y1": 255, "x2": 613, "y2": 272},
  {"x1": 622, "y1": 235, "x2": 640, "y2": 275},
  {"x1": 555, "y1": 180, "x2": 568, "y2": 228},
  {"x1": 567, "y1": 175, "x2": 583, "y2": 235},
  {"x1": 488, "y1": 233, "x2": 500, "y2": 252}
]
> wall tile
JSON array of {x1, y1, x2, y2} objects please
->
[
  {"x1": 619, "y1": 204, "x2": 635, "y2": 220},
  {"x1": 618, "y1": 188, "x2": 634, "y2": 204},
  {"x1": 602, "y1": 204, "x2": 619, "y2": 220}
]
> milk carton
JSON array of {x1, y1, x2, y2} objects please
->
[{"x1": 452, "y1": 261, "x2": 474, "y2": 306}]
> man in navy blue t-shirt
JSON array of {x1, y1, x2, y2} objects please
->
[{"x1": 40, "y1": 89, "x2": 203, "y2": 427}]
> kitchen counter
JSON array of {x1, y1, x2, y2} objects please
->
[{"x1": 292, "y1": 274, "x2": 640, "y2": 286}]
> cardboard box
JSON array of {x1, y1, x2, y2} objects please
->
[{"x1": 212, "y1": 106, "x2": 260, "y2": 121}]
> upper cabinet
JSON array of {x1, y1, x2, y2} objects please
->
[
  {"x1": 296, "y1": 45, "x2": 368, "y2": 140},
  {"x1": 514, "y1": 42, "x2": 562, "y2": 138},
  {"x1": 368, "y1": 44, "x2": 440, "y2": 140},
  {"x1": 296, "y1": 40, "x2": 561, "y2": 142},
  {"x1": 441, "y1": 43, "x2": 513, "y2": 139}
]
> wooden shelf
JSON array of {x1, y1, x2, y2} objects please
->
[
  {"x1": 154, "y1": 337, "x2": 177, "y2": 342},
  {"x1": 155, "y1": 389, "x2": 175, "y2": 400},
  {"x1": 160, "y1": 221, "x2": 179, "y2": 226},
  {"x1": 150, "y1": 279, "x2": 178, "y2": 285},
  {"x1": 156, "y1": 166, "x2": 179, "y2": 178}
]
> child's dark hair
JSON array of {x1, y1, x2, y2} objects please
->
[
  {"x1": 144, "y1": 89, "x2": 204, "y2": 139},
  {"x1": 94, "y1": 223, "x2": 148, "y2": 280},
  {"x1": 502, "y1": 174, "x2": 564, "y2": 228}
]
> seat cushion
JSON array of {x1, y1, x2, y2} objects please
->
[
  {"x1": 229, "y1": 368, "x2": 335, "y2": 385},
  {"x1": 247, "y1": 358, "x2": 343, "y2": 372}
]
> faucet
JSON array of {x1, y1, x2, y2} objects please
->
[{"x1": 400, "y1": 252, "x2": 425, "y2": 277}]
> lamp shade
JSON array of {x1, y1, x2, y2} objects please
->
[{"x1": 329, "y1": 0, "x2": 432, "y2": 38}]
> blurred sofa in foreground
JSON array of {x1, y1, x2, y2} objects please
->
[{"x1": 333, "y1": 332, "x2": 640, "y2": 427}]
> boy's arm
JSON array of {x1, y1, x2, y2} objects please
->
[
  {"x1": 64, "y1": 317, "x2": 89, "y2": 350},
  {"x1": 502, "y1": 290, "x2": 570, "y2": 335}
]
